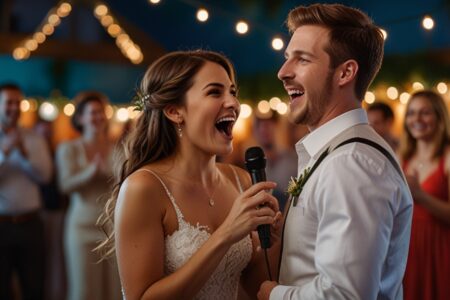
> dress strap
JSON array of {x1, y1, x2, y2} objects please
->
[
  {"x1": 229, "y1": 165, "x2": 244, "y2": 193},
  {"x1": 135, "y1": 169, "x2": 185, "y2": 225}
]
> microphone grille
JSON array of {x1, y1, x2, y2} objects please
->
[{"x1": 245, "y1": 146, "x2": 266, "y2": 170}]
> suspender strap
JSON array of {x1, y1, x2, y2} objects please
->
[{"x1": 334, "y1": 137, "x2": 403, "y2": 180}]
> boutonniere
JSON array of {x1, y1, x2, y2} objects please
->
[
  {"x1": 287, "y1": 147, "x2": 331, "y2": 207},
  {"x1": 287, "y1": 167, "x2": 311, "y2": 206}
]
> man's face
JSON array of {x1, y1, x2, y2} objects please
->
[
  {"x1": 368, "y1": 110, "x2": 392, "y2": 138},
  {"x1": 278, "y1": 25, "x2": 335, "y2": 129},
  {"x1": 0, "y1": 89, "x2": 22, "y2": 128}
]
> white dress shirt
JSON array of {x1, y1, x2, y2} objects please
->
[
  {"x1": 271, "y1": 109, "x2": 413, "y2": 300},
  {"x1": 0, "y1": 127, "x2": 52, "y2": 215}
]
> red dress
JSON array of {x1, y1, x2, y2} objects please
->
[{"x1": 403, "y1": 157, "x2": 450, "y2": 300}]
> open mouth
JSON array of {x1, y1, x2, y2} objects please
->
[
  {"x1": 215, "y1": 116, "x2": 235, "y2": 139},
  {"x1": 288, "y1": 89, "x2": 305, "y2": 102}
]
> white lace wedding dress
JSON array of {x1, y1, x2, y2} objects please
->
[{"x1": 138, "y1": 168, "x2": 253, "y2": 300}]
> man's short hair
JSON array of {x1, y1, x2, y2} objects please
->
[
  {"x1": 286, "y1": 4, "x2": 384, "y2": 101},
  {"x1": 367, "y1": 102, "x2": 394, "y2": 120},
  {"x1": 0, "y1": 83, "x2": 21, "y2": 95}
]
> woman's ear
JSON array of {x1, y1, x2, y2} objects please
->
[
  {"x1": 337, "y1": 59, "x2": 358, "y2": 87},
  {"x1": 163, "y1": 104, "x2": 183, "y2": 124}
]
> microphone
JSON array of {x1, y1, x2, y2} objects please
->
[{"x1": 245, "y1": 146, "x2": 271, "y2": 249}]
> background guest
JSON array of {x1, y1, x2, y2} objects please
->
[
  {"x1": 56, "y1": 91, "x2": 121, "y2": 300},
  {"x1": 367, "y1": 101, "x2": 399, "y2": 151},
  {"x1": 399, "y1": 90, "x2": 450, "y2": 300},
  {"x1": 0, "y1": 83, "x2": 52, "y2": 300}
]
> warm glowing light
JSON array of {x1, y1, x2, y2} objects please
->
[
  {"x1": 33, "y1": 32, "x2": 46, "y2": 44},
  {"x1": 57, "y1": 3, "x2": 72, "y2": 17},
  {"x1": 116, "y1": 107, "x2": 129, "y2": 122},
  {"x1": 386, "y1": 87, "x2": 398, "y2": 100},
  {"x1": 437, "y1": 82, "x2": 448, "y2": 94},
  {"x1": 20, "y1": 100, "x2": 30, "y2": 112},
  {"x1": 42, "y1": 24, "x2": 55, "y2": 35},
  {"x1": 48, "y1": 14, "x2": 61, "y2": 26},
  {"x1": 12, "y1": 47, "x2": 30, "y2": 60},
  {"x1": 269, "y1": 97, "x2": 281, "y2": 110},
  {"x1": 236, "y1": 21, "x2": 249, "y2": 34},
  {"x1": 107, "y1": 24, "x2": 121, "y2": 37},
  {"x1": 127, "y1": 106, "x2": 140, "y2": 119},
  {"x1": 197, "y1": 8, "x2": 209, "y2": 22},
  {"x1": 364, "y1": 91, "x2": 376, "y2": 104},
  {"x1": 94, "y1": 4, "x2": 109, "y2": 17},
  {"x1": 399, "y1": 92, "x2": 410, "y2": 104},
  {"x1": 422, "y1": 16, "x2": 434, "y2": 30},
  {"x1": 276, "y1": 102, "x2": 288, "y2": 115},
  {"x1": 257, "y1": 100, "x2": 271, "y2": 114},
  {"x1": 271, "y1": 37, "x2": 284, "y2": 50},
  {"x1": 149, "y1": 0, "x2": 161, "y2": 3},
  {"x1": 39, "y1": 102, "x2": 59, "y2": 121},
  {"x1": 25, "y1": 39, "x2": 38, "y2": 51},
  {"x1": 380, "y1": 28, "x2": 388, "y2": 40},
  {"x1": 63, "y1": 103, "x2": 75, "y2": 116},
  {"x1": 105, "y1": 105, "x2": 114, "y2": 119},
  {"x1": 240, "y1": 104, "x2": 252, "y2": 119},
  {"x1": 100, "y1": 15, "x2": 114, "y2": 27},
  {"x1": 412, "y1": 82, "x2": 424, "y2": 91}
]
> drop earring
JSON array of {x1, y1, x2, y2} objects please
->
[{"x1": 177, "y1": 122, "x2": 183, "y2": 138}]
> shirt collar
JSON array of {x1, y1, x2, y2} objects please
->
[{"x1": 295, "y1": 108, "x2": 368, "y2": 159}]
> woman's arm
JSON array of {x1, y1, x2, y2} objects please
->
[
  {"x1": 117, "y1": 170, "x2": 279, "y2": 300},
  {"x1": 407, "y1": 150, "x2": 450, "y2": 225},
  {"x1": 56, "y1": 142, "x2": 98, "y2": 194}
]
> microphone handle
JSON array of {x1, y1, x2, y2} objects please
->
[{"x1": 250, "y1": 170, "x2": 271, "y2": 249}]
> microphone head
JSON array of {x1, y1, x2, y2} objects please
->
[{"x1": 245, "y1": 146, "x2": 266, "y2": 170}]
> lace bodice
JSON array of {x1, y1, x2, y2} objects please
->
[{"x1": 142, "y1": 168, "x2": 253, "y2": 300}]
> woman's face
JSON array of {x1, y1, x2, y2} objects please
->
[
  {"x1": 180, "y1": 61, "x2": 240, "y2": 156},
  {"x1": 79, "y1": 100, "x2": 107, "y2": 134},
  {"x1": 405, "y1": 96, "x2": 438, "y2": 141}
]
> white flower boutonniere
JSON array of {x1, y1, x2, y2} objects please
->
[{"x1": 287, "y1": 147, "x2": 331, "y2": 207}]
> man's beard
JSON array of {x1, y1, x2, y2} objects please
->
[{"x1": 295, "y1": 69, "x2": 334, "y2": 127}]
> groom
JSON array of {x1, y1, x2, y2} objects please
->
[{"x1": 258, "y1": 3, "x2": 413, "y2": 300}]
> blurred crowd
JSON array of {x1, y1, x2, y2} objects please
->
[{"x1": 1, "y1": 82, "x2": 449, "y2": 299}]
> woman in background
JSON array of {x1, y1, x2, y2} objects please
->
[
  {"x1": 97, "y1": 50, "x2": 281, "y2": 300},
  {"x1": 56, "y1": 91, "x2": 121, "y2": 300},
  {"x1": 399, "y1": 90, "x2": 450, "y2": 300}
]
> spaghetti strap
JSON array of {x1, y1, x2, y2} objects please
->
[
  {"x1": 135, "y1": 168, "x2": 185, "y2": 225},
  {"x1": 229, "y1": 165, "x2": 244, "y2": 193}
]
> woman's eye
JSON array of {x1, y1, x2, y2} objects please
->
[{"x1": 208, "y1": 89, "x2": 221, "y2": 96}]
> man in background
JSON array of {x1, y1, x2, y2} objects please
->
[
  {"x1": 0, "y1": 83, "x2": 52, "y2": 300},
  {"x1": 367, "y1": 102, "x2": 399, "y2": 151}
]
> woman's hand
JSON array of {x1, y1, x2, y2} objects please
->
[
  {"x1": 405, "y1": 170, "x2": 426, "y2": 204},
  {"x1": 217, "y1": 181, "x2": 279, "y2": 246}
]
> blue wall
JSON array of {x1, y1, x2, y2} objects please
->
[{"x1": 0, "y1": 55, "x2": 146, "y2": 104}]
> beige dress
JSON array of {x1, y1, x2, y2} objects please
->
[{"x1": 56, "y1": 139, "x2": 121, "y2": 300}]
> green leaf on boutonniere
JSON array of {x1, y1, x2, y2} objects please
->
[{"x1": 287, "y1": 147, "x2": 331, "y2": 207}]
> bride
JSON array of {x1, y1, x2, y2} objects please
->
[{"x1": 97, "y1": 50, "x2": 282, "y2": 299}]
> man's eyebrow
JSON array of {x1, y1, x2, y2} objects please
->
[{"x1": 285, "y1": 50, "x2": 317, "y2": 59}]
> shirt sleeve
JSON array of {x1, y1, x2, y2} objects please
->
[
  {"x1": 273, "y1": 150, "x2": 400, "y2": 299},
  {"x1": 4, "y1": 132, "x2": 52, "y2": 184},
  {"x1": 56, "y1": 141, "x2": 97, "y2": 194}
]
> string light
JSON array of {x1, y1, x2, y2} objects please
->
[
  {"x1": 94, "y1": 2, "x2": 144, "y2": 64},
  {"x1": 236, "y1": 21, "x2": 249, "y2": 34},
  {"x1": 437, "y1": 82, "x2": 448, "y2": 94},
  {"x1": 387, "y1": 87, "x2": 398, "y2": 100},
  {"x1": 364, "y1": 91, "x2": 376, "y2": 104},
  {"x1": 422, "y1": 15, "x2": 434, "y2": 30},
  {"x1": 257, "y1": 100, "x2": 270, "y2": 113},
  {"x1": 196, "y1": 8, "x2": 209, "y2": 22},
  {"x1": 149, "y1": 0, "x2": 161, "y2": 4},
  {"x1": 12, "y1": 1, "x2": 72, "y2": 60},
  {"x1": 412, "y1": 82, "x2": 424, "y2": 90},
  {"x1": 269, "y1": 97, "x2": 281, "y2": 110},
  {"x1": 63, "y1": 103, "x2": 75, "y2": 116},
  {"x1": 240, "y1": 104, "x2": 252, "y2": 119},
  {"x1": 271, "y1": 37, "x2": 284, "y2": 51},
  {"x1": 399, "y1": 92, "x2": 410, "y2": 104},
  {"x1": 276, "y1": 102, "x2": 288, "y2": 115}
]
